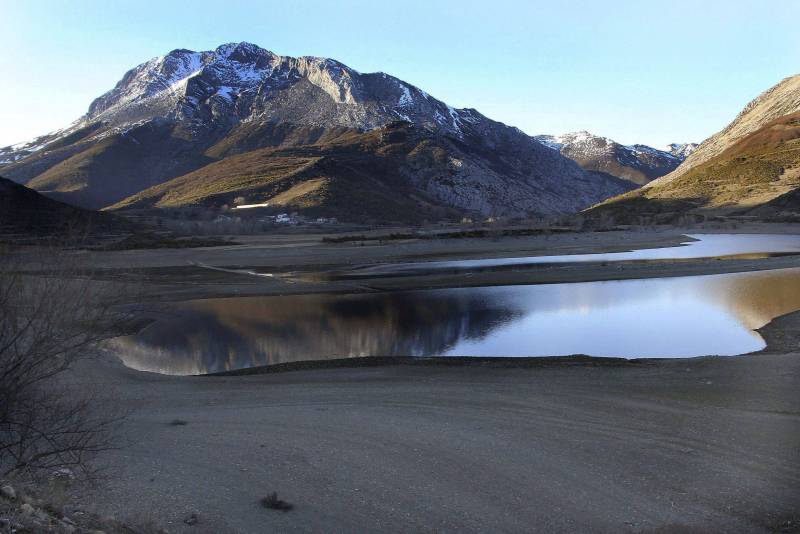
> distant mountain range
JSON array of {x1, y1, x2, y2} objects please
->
[
  {"x1": 534, "y1": 132, "x2": 697, "y2": 186},
  {"x1": 0, "y1": 42, "x2": 636, "y2": 223},
  {"x1": 4, "y1": 41, "x2": 793, "y2": 225},
  {"x1": 591, "y1": 74, "x2": 800, "y2": 221}
]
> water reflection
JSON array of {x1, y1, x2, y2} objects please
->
[
  {"x1": 114, "y1": 291, "x2": 522, "y2": 375},
  {"x1": 114, "y1": 267, "x2": 800, "y2": 375},
  {"x1": 356, "y1": 234, "x2": 800, "y2": 275}
]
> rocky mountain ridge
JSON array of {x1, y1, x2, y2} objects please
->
[
  {"x1": 535, "y1": 131, "x2": 697, "y2": 186},
  {"x1": 0, "y1": 42, "x2": 634, "y2": 221}
]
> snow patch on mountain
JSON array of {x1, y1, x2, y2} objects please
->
[
  {"x1": 627, "y1": 144, "x2": 679, "y2": 161},
  {"x1": 664, "y1": 142, "x2": 699, "y2": 159},
  {"x1": 536, "y1": 131, "x2": 695, "y2": 164},
  {"x1": 533, "y1": 131, "x2": 698, "y2": 185},
  {"x1": 77, "y1": 42, "x2": 488, "y2": 136},
  {"x1": 0, "y1": 122, "x2": 84, "y2": 165},
  {"x1": 397, "y1": 81, "x2": 413, "y2": 107}
]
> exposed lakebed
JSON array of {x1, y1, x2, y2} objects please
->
[
  {"x1": 341, "y1": 233, "x2": 800, "y2": 277},
  {"x1": 115, "y1": 234, "x2": 800, "y2": 375}
]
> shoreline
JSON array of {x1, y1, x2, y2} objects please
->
[
  {"x1": 72, "y1": 228, "x2": 800, "y2": 303},
  {"x1": 21, "y1": 227, "x2": 800, "y2": 532},
  {"x1": 79, "y1": 325, "x2": 800, "y2": 533}
]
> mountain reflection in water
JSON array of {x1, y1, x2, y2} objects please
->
[
  {"x1": 114, "y1": 267, "x2": 800, "y2": 375},
  {"x1": 115, "y1": 291, "x2": 521, "y2": 375}
]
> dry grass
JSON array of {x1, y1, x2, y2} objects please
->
[
  {"x1": 109, "y1": 123, "x2": 462, "y2": 223},
  {"x1": 589, "y1": 112, "x2": 800, "y2": 222}
]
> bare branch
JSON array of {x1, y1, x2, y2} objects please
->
[{"x1": 0, "y1": 243, "x2": 137, "y2": 476}]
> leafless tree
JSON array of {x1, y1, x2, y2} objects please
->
[{"x1": 0, "y1": 245, "x2": 136, "y2": 476}]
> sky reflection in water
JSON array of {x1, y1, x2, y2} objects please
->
[{"x1": 115, "y1": 266, "x2": 800, "y2": 375}]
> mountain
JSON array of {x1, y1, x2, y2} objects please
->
[
  {"x1": 0, "y1": 176, "x2": 131, "y2": 239},
  {"x1": 655, "y1": 74, "x2": 800, "y2": 186},
  {"x1": 589, "y1": 74, "x2": 800, "y2": 222},
  {"x1": 534, "y1": 131, "x2": 696, "y2": 186},
  {"x1": 664, "y1": 143, "x2": 699, "y2": 160},
  {"x1": 0, "y1": 42, "x2": 633, "y2": 221},
  {"x1": 110, "y1": 121, "x2": 634, "y2": 222}
]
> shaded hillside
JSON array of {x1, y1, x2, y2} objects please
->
[
  {"x1": 0, "y1": 176, "x2": 132, "y2": 239},
  {"x1": 111, "y1": 122, "x2": 635, "y2": 223},
  {"x1": 19, "y1": 120, "x2": 216, "y2": 209},
  {"x1": 588, "y1": 112, "x2": 800, "y2": 222},
  {"x1": 1, "y1": 42, "x2": 632, "y2": 219}
]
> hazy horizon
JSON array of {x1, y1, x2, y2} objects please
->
[{"x1": 1, "y1": 0, "x2": 798, "y2": 148}]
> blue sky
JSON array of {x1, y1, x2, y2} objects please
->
[{"x1": 1, "y1": 0, "x2": 798, "y2": 148}]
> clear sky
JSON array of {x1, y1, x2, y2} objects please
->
[{"x1": 1, "y1": 0, "x2": 798, "y2": 148}]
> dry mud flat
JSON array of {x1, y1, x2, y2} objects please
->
[
  {"x1": 55, "y1": 225, "x2": 800, "y2": 301},
  {"x1": 56, "y1": 226, "x2": 800, "y2": 532},
  {"x1": 79, "y1": 332, "x2": 800, "y2": 533}
]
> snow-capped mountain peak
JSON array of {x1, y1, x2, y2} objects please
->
[
  {"x1": 534, "y1": 130, "x2": 697, "y2": 185},
  {"x1": 2, "y1": 42, "x2": 484, "y2": 165},
  {"x1": 0, "y1": 41, "x2": 638, "y2": 220},
  {"x1": 58, "y1": 41, "x2": 485, "y2": 139},
  {"x1": 664, "y1": 142, "x2": 699, "y2": 159}
]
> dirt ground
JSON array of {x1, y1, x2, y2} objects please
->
[
  {"x1": 22, "y1": 224, "x2": 800, "y2": 533},
  {"x1": 19, "y1": 223, "x2": 800, "y2": 302},
  {"x1": 75, "y1": 339, "x2": 800, "y2": 533}
]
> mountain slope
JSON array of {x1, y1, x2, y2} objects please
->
[
  {"x1": 590, "y1": 111, "x2": 800, "y2": 222},
  {"x1": 0, "y1": 42, "x2": 633, "y2": 219},
  {"x1": 649, "y1": 74, "x2": 800, "y2": 189},
  {"x1": 0, "y1": 176, "x2": 131, "y2": 239},
  {"x1": 589, "y1": 74, "x2": 800, "y2": 222},
  {"x1": 111, "y1": 122, "x2": 634, "y2": 222},
  {"x1": 535, "y1": 132, "x2": 696, "y2": 185}
]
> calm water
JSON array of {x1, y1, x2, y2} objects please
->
[
  {"x1": 355, "y1": 234, "x2": 800, "y2": 275},
  {"x1": 115, "y1": 266, "x2": 800, "y2": 375}
]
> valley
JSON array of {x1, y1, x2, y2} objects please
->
[{"x1": 1, "y1": 29, "x2": 800, "y2": 534}]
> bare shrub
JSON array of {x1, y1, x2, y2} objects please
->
[
  {"x1": 260, "y1": 492, "x2": 293, "y2": 512},
  {"x1": 0, "y1": 245, "x2": 136, "y2": 476}
]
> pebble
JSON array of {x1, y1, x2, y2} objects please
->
[
  {"x1": 34, "y1": 508, "x2": 51, "y2": 521},
  {"x1": 0, "y1": 485, "x2": 16, "y2": 500},
  {"x1": 51, "y1": 468, "x2": 77, "y2": 482}
]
